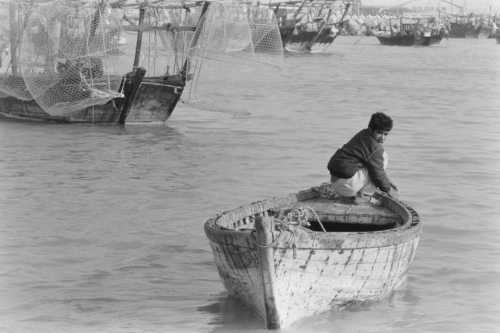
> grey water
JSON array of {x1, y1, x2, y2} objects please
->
[{"x1": 0, "y1": 36, "x2": 499, "y2": 333}]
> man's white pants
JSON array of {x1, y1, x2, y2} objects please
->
[{"x1": 331, "y1": 152, "x2": 388, "y2": 197}]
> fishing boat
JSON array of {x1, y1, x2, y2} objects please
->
[
  {"x1": 448, "y1": 15, "x2": 494, "y2": 39},
  {"x1": 374, "y1": 17, "x2": 444, "y2": 46},
  {"x1": 204, "y1": 183, "x2": 422, "y2": 329},
  {"x1": 0, "y1": 0, "x2": 207, "y2": 123},
  {"x1": 270, "y1": 0, "x2": 350, "y2": 53},
  {"x1": 0, "y1": 0, "x2": 283, "y2": 124}
]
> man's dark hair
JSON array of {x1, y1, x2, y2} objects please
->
[{"x1": 368, "y1": 112, "x2": 393, "y2": 132}]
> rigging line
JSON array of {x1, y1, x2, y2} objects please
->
[
  {"x1": 188, "y1": 15, "x2": 208, "y2": 101},
  {"x1": 306, "y1": 7, "x2": 333, "y2": 49},
  {"x1": 153, "y1": 7, "x2": 160, "y2": 75},
  {"x1": 331, "y1": 2, "x2": 351, "y2": 43},
  {"x1": 100, "y1": 5, "x2": 111, "y2": 90}
]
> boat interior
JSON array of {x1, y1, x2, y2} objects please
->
[{"x1": 217, "y1": 197, "x2": 405, "y2": 233}]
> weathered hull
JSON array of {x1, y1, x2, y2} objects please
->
[
  {"x1": 205, "y1": 185, "x2": 422, "y2": 329},
  {"x1": 280, "y1": 27, "x2": 335, "y2": 53},
  {"x1": 284, "y1": 42, "x2": 333, "y2": 53},
  {"x1": 0, "y1": 95, "x2": 121, "y2": 123},
  {"x1": 124, "y1": 77, "x2": 184, "y2": 123},
  {"x1": 0, "y1": 75, "x2": 184, "y2": 124},
  {"x1": 449, "y1": 22, "x2": 492, "y2": 39},
  {"x1": 376, "y1": 34, "x2": 442, "y2": 46}
]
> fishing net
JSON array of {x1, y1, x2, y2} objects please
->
[
  {"x1": 18, "y1": 0, "x2": 124, "y2": 116},
  {"x1": 1, "y1": 0, "x2": 283, "y2": 118},
  {"x1": 0, "y1": 1, "x2": 35, "y2": 100},
  {"x1": 182, "y1": 1, "x2": 284, "y2": 109},
  {"x1": 119, "y1": 3, "x2": 199, "y2": 78}
]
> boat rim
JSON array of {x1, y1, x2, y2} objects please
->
[{"x1": 204, "y1": 188, "x2": 421, "y2": 248}]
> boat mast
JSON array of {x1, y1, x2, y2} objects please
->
[
  {"x1": 281, "y1": 0, "x2": 308, "y2": 46},
  {"x1": 330, "y1": 2, "x2": 351, "y2": 42},
  {"x1": 9, "y1": 1, "x2": 18, "y2": 76},
  {"x1": 180, "y1": 1, "x2": 210, "y2": 79},
  {"x1": 133, "y1": 4, "x2": 146, "y2": 68},
  {"x1": 304, "y1": 6, "x2": 332, "y2": 51},
  {"x1": 293, "y1": 0, "x2": 309, "y2": 22}
]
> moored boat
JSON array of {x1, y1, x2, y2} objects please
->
[
  {"x1": 0, "y1": 0, "x2": 284, "y2": 124},
  {"x1": 375, "y1": 30, "x2": 443, "y2": 46},
  {"x1": 0, "y1": 0, "x2": 209, "y2": 124},
  {"x1": 204, "y1": 183, "x2": 422, "y2": 329},
  {"x1": 374, "y1": 16, "x2": 444, "y2": 46},
  {"x1": 270, "y1": 0, "x2": 350, "y2": 53},
  {"x1": 448, "y1": 15, "x2": 495, "y2": 39}
]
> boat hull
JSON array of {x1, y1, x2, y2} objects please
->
[
  {"x1": 124, "y1": 77, "x2": 184, "y2": 124},
  {"x1": 376, "y1": 34, "x2": 442, "y2": 46},
  {"x1": 205, "y1": 186, "x2": 422, "y2": 329},
  {"x1": 0, "y1": 75, "x2": 184, "y2": 124},
  {"x1": 0, "y1": 95, "x2": 121, "y2": 123},
  {"x1": 449, "y1": 22, "x2": 493, "y2": 39}
]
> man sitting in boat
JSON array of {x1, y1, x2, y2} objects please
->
[{"x1": 327, "y1": 112, "x2": 398, "y2": 203}]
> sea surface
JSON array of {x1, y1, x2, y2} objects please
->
[{"x1": 0, "y1": 36, "x2": 499, "y2": 333}]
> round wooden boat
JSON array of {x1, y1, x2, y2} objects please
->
[{"x1": 204, "y1": 183, "x2": 422, "y2": 329}]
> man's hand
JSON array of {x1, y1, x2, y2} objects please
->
[{"x1": 388, "y1": 186, "x2": 399, "y2": 199}]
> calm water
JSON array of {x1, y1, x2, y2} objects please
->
[{"x1": 0, "y1": 37, "x2": 499, "y2": 333}]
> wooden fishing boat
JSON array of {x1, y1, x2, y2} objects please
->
[
  {"x1": 376, "y1": 31, "x2": 443, "y2": 46},
  {"x1": 374, "y1": 17, "x2": 444, "y2": 46},
  {"x1": 0, "y1": 0, "x2": 284, "y2": 123},
  {"x1": 0, "y1": 0, "x2": 208, "y2": 124},
  {"x1": 270, "y1": 0, "x2": 350, "y2": 53},
  {"x1": 448, "y1": 15, "x2": 494, "y2": 39},
  {"x1": 205, "y1": 183, "x2": 422, "y2": 329}
]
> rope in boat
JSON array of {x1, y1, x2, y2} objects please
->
[
  {"x1": 278, "y1": 206, "x2": 326, "y2": 233},
  {"x1": 256, "y1": 206, "x2": 326, "y2": 258}
]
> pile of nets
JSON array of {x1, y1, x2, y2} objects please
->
[{"x1": 16, "y1": 0, "x2": 124, "y2": 115}]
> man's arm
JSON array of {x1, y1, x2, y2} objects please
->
[{"x1": 366, "y1": 148, "x2": 392, "y2": 193}]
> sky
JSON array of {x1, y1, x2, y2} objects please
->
[{"x1": 361, "y1": 0, "x2": 500, "y2": 14}]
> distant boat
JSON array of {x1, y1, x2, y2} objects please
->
[
  {"x1": 205, "y1": 184, "x2": 422, "y2": 329},
  {"x1": 374, "y1": 17, "x2": 444, "y2": 46},
  {"x1": 375, "y1": 30, "x2": 444, "y2": 46},
  {"x1": 448, "y1": 15, "x2": 494, "y2": 39},
  {"x1": 270, "y1": 0, "x2": 350, "y2": 53}
]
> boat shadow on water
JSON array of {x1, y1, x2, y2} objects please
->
[
  {"x1": 198, "y1": 281, "x2": 421, "y2": 332},
  {"x1": 0, "y1": 115, "x2": 184, "y2": 138},
  {"x1": 197, "y1": 294, "x2": 264, "y2": 331}
]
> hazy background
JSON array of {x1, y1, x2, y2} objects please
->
[{"x1": 362, "y1": 0, "x2": 500, "y2": 13}]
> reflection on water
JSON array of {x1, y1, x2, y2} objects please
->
[
  {"x1": 197, "y1": 294, "x2": 263, "y2": 331},
  {"x1": 198, "y1": 283, "x2": 425, "y2": 333}
]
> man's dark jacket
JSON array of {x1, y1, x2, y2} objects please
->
[{"x1": 327, "y1": 128, "x2": 391, "y2": 192}]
